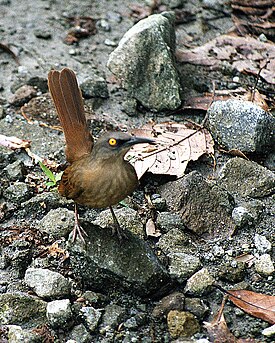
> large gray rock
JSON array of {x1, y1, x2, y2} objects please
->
[
  {"x1": 159, "y1": 171, "x2": 235, "y2": 238},
  {"x1": 67, "y1": 221, "x2": 170, "y2": 296},
  {"x1": 107, "y1": 12, "x2": 182, "y2": 111},
  {"x1": 207, "y1": 99, "x2": 275, "y2": 153},
  {"x1": 218, "y1": 157, "x2": 275, "y2": 198}
]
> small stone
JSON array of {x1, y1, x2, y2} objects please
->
[
  {"x1": 157, "y1": 212, "x2": 184, "y2": 233},
  {"x1": 104, "y1": 38, "x2": 117, "y2": 46},
  {"x1": 81, "y1": 290, "x2": 107, "y2": 306},
  {"x1": 3, "y1": 160, "x2": 25, "y2": 181},
  {"x1": 157, "y1": 228, "x2": 189, "y2": 254},
  {"x1": 100, "y1": 304, "x2": 126, "y2": 332},
  {"x1": 232, "y1": 206, "x2": 253, "y2": 228},
  {"x1": 0, "y1": 293, "x2": 47, "y2": 327},
  {"x1": 123, "y1": 97, "x2": 138, "y2": 117},
  {"x1": 80, "y1": 306, "x2": 102, "y2": 332},
  {"x1": 254, "y1": 254, "x2": 274, "y2": 276},
  {"x1": 184, "y1": 298, "x2": 208, "y2": 318},
  {"x1": 159, "y1": 171, "x2": 235, "y2": 238},
  {"x1": 34, "y1": 28, "x2": 52, "y2": 39},
  {"x1": 184, "y1": 268, "x2": 215, "y2": 296},
  {"x1": 3, "y1": 182, "x2": 32, "y2": 203},
  {"x1": 218, "y1": 158, "x2": 275, "y2": 198},
  {"x1": 254, "y1": 234, "x2": 272, "y2": 253},
  {"x1": 47, "y1": 299, "x2": 72, "y2": 328},
  {"x1": 68, "y1": 324, "x2": 91, "y2": 343},
  {"x1": 37, "y1": 208, "x2": 74, "y2": 239},
  {"x1": 9, "y1": 85, "x2": 37, "y2": 106},
  {"x1": 96, "y1": 19, "x2": 111, "y2": 32},
  {"x1": 262, "y1": 324, "x2": 275, "y2": 337},
  {"x1": 168, "y1": 253, "x2": 201, "y2": 282},
  {"x1": 81, "y1": 76, "x2": 109, "y2": 99},
  {"x1": 24, "y1": 267, "x2": 71, "y2": 299},
  {"x1": 167, "y1": 310, "x2": 200, "y2": 338},
  {"x1": 152, "y1": 292, "x2": 185, "y2": 318},
  {"x1": 93, "y1": 207, "x2": 144, "y2": 238},
  {"x1": 207, "y1": 99, "x2": 275, "y2": 153},
  {"x1": 7, "y1": 325, "x2": 41, "y2": 342}
]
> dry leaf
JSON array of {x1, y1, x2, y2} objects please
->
[
  {"x1": 205, "y1": 297, "x2": 259, "y2": 343},
  {"x1": 146, "y1": 218, "x2": 161, "y2": 237},
  {"x1": 128, "y1": 121, "x2": 214, "y2": 179},
  {"x1": 0, "y1": 134, "x2": 31, "y2": 149},
  {"x1": 176, "y1": 34, "x2": 275, "y2": 85},
  {"x1": 227, "y1": 289, "x2": 275, "y2": 324}
]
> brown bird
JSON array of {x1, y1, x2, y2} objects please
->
[{"x1": 47, "y1": 68, "x2": 154, "y2": 241}]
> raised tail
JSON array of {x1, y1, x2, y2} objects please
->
[{"x1": 48, "y1": 68, "x2": 93, "y2": 164}]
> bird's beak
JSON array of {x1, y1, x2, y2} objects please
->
[{"x1": 125, "y1": 136, "x2": 155, "y2": 147}]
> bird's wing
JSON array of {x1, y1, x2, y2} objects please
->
[{"x1": 48, "y1": 68, "x2": 94, "y2": 164}]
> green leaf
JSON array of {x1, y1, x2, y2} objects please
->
[{"x1": 39, "y1": 161, "x2": 56, "y2": 184}]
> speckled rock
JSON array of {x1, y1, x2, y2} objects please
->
[
  {"x1": 157, "y1": 212, "x2": 185, "y2": 233},
  {"x1": 159, "y1": 171, "x2": 235, "y2": 238},
  {"x1": 80, "y1": 306, "x2": 102, "y2": 332},
  {"x1": 184, "y1": 297, "x2": 208, "y2": 318},
  {"x1": 184, "y1": 268, "x2": 215, "y2": 296},
  {"x1": 218, "y1": 157, "x2": 275, "y2": 198},
  {"x1": 81, "y1": 75, "x2": 109, "y2": 99},
  {"x1": 47, "y1": 299, "x2": 72, "y2": 328},
  {"x1": 0, "y1": 293, "x2": 47, "y2": 328},
  {"x1": 3, "y1": 182, "x2": 32, "y2": 203},
  {"x1": 67, "y1": 323, "x2": 92, "y2": 343},
  {"x1": 157, "y1": 228, "x2": 190, "y2": 254},
  {"x1": 254, "y1": 254, "x2": 274, "y2": 276},
  {"x1": 99, "y1": 304, "x2": 126, "y2": 333},
  {"x1": 24, "y1": 268, "x2": 71, "y2": 299},
  {"x1": 254, "y1": 234, "x2": 272, "y2": 254},
  {"x1": 6, "y1": 325, "x2": 41, "y2": 343},
  {"x1": 108, "y1": 12, "x2": 182, "y2": 111},
  {"x1": 37, "y1": 208, "x2": 75, "y2": 239},
  {"x1": 207, "y1": 99, "x2": 275, "y2": 152},
  {"x1": 167, "y1": 310, "x2": 200, "y2": 338},
  {"x1": 168, "y1": 253, "x2": 201, "y2": 282},
  {"x1": 3, "y1": 160, "x2": 25, "y2": 181},
  {"x1": 93, "y1": 207, "x2": 144, "y2": 238},
  {"x1": 68, "y1": 221, "x2": 170, "y2": 296}
]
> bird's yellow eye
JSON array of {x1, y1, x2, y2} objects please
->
[{"x1": 108, "y1": 138, "x2": 117, "y2": 146}]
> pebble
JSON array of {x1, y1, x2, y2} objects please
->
[
  {"x1": 47, "y1": 299, "x2": 72, "y2": 328},
  {"x1": 184, "y1": 268, "x2": 215, "y2": 296},
  {"x1": 167, "y1": 310, "x2": 200, "y2": 338},
  {"x1": 24, "y1": 267, "x2": 71, "y2": 299},
  {"x1": 254, "y1": 254, "x2": 274, "y2": 276},
  {"x1": 152, "y1": 292, "x2": 185, "y2": 318},
  {"x1": 80, "y1": 306, "x2": 102, "y2": 332},
  {"x1": 254, "y1": 234, "x2": 272, "y2": 253}
]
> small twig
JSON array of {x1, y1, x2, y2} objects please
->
[{"x1": 251, "y1": 59, "x2": 270, "y2": 102}]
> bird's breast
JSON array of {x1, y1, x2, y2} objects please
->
[{"x1": 60, "y1": 156, "x2": 138, "y2": 209}]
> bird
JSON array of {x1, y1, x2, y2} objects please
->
[{"x1": 47, "y1": 67, "x2": 154, "y2": 241}]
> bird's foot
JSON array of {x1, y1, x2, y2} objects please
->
[
  {"x1": 71, "y1": 222, "x2": 88, "y2": 243},
  {"x1": 109, "y1": 206, "x2": 128, "y2": 241},
  {"x1": 72, "y1": 203, "x2": 88, "y2": 243},
  {"x1": 111, "y1": 224, "x2": 128, "y2": 241}
]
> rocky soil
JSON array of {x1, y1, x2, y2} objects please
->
[{"x1": 0, "y1": 0, "x2": 274, "y2": 342}]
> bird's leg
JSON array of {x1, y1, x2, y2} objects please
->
[
  {"x1": 109, "y1": 206, "x2": 127, "y2": 240},
  {"x1": 72, "y1": 203, "x2": 88, "y2": 243}
]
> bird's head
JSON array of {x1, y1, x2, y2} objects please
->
[{"x1": 91, "y1": 132, "x2": 154, "y2": 160}]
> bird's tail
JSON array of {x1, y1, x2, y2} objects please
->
[{"x1": 48, "y1": 68, "x2": 93, "y2": 164}]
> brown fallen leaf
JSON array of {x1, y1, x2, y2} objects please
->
[
  {"x1": 128, "y1": 121, "x2": 214, "y2": 179},
  {"x1": 204, "y1": 296, "x2": 258, "y2": 343},
  {"x1": 227, "y1": 289, "x2": 275, "y2": 324},
  {"x1": 176, "y1": 34, "x2": 275, "y2": 85}
]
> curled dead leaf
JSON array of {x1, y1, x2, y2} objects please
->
[{"x1": 128, "y1": 121, "x2": 214, "y2": 179}]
